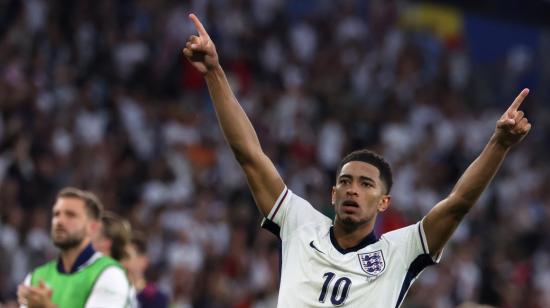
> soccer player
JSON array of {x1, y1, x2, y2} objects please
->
[
  {"x1": 93, "y1": 211, "x2": 132, "y2": 262},
  {"x1": 17, "y1": 188, "x2": 130, "y2": 308},
  {"x1": 92, "y1": 211, "x2": 138, "y2": 308},
  {"x1": 182, "y1": 14, "x2": 532, "y2": 307}
]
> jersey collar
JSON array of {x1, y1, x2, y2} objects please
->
[
  {"x1": 57, "y1": 242, "x2": 96, "y2": 274},
  {"x1": 329, "y1": 226, "x2": 378, "y2": 254}
]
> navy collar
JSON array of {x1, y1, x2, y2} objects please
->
[
  {"x1": 57, "y1": 242, "x2": 96, "y2": 274},
  {"x1": 330, "y1": 226, "x2": 378, "y2": 254}
]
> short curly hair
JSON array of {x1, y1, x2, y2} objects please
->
[{"x1": 336, "y1": 149, "x2": 393, "y2": 194}]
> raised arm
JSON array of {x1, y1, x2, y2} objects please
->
[
  {"x1": 423, "y1": 89, "x2": 532, "y2": 256},
  {"x1": 183, "y1": 14, "x2": 284, "y2": 217}
]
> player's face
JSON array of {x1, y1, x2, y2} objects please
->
[
  {"x1": 121, "y1": 243, "x2": 148, "y2": 282},
  {"x1": 92, "y1": 222, "x2": 111, "y2": 256},
  {"x1": 51, "y1": 197, "x2": 93, "y2": 250},
  {"x1": 332, "y1": 161, "x2": 390, "y2": 227}
]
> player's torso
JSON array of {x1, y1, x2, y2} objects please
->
[{"x1": 277, "y1": 224, "x2": 408, "y2": 307}]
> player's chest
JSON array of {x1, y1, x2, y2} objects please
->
[{"x1": 281, "y1": 236, "x2": 407, "y2": 306}]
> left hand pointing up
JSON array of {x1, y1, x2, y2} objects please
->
[{"x1": 494, "y1": 88, "x2": 532, "y2": 148}]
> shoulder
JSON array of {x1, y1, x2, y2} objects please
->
[
  {"x1": 285, "y1": 189, "x2": 330, "y2": 221},
  {"x1": 93, "y1": 266, "x2": 129, "y2": 293},
  {"x1": 379, "y1": 221, "x2": 437, "y2": 267},
  {"x1": 33, "y1": 259, "x2": 57, "y2": 271},
  {"x1": 91, "y1": 254, "x2": 128, "y2": 287},
  {"x1": 380, "y1": 222, "x2": 421, "y2": 243},
  {"x1": 30, "y1": 260, "x2": 58, "y2": 284},
  {"x1": 22, "y1": 273, "x2": 31, "y2": 286},
  {"x1": 79, "y1": 253, "x2": 124, "y2": 277},
  {"x1": 263, "y1": 188, "x2": 331, "y2": 237},
  {"x1": 94, "y1": 255, "x2": 123, "y2": 268},
  {"x1": 85, "y1": 265, "x2": 130, "y2": 307}
]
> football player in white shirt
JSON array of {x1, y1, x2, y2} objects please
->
[{"x1": 182, "y1": 14, "x2": 532, "y2": 307}]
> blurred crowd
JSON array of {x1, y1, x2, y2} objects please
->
[{"x1": 1, "y1": 0, "x2": 550, "y2": 307}]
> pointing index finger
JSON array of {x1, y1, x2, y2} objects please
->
[
  {"x1": 189, "y1": 13, "x2": 210, "y2": 40},
  {"x1": 507, "y1": 88, "x2": 529, "y2": 112}
]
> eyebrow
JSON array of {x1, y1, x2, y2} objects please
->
[{"x1": 339, "y1": 174, "x2": 376, "y2": 184}]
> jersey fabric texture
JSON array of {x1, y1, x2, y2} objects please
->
[
  {"x1": 31, "y1": 256, "x2": 120, "y2": 307},
  {"x1": 261, "y1": 187, "x2": 441, "y2": 308},
  {"x1": 25, "y1": 243, "x2": 130, "y2": 308}
]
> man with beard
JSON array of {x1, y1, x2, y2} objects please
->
[
  {"x1": 17, "y1": 187, "x2": 130, "y2": 308},
  {"x1": 183, "y1": 14, "x2": 532, "y2": 307}
]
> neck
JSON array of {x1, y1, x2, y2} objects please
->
[
  {"x1": 333, "y1": 219, "x2": 375, "y2": 249},
  {"x1": 60, "y1": 239, "x2": 90, "y2": 272},
  {"x1": 133, "y1": 277, "x2": 146, "y2": 291}
]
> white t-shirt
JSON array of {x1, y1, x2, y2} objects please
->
[
  {"x1": 21, "y1": 252, "x2": 131, "y2": 308},
  {"x1": 261, "y1": 187, "x2": 441, "y2": 308}
]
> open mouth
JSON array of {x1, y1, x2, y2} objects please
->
[{"x1": 342, "y1": 200, "x2": 359, "y2": 208}]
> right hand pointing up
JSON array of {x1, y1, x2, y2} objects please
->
[{"x1": 183, "y1": 14, "x2": 220, "y2": 75}]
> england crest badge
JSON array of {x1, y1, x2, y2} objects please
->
[{"x1": 358, "y1": 250, "x2": 386, "y2": 277}]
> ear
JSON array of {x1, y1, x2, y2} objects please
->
[
  {"x1": 331, "y1": 186, "x2": 336, "y2": 206},
  {"x1": 89, "y1": 219, "x2": 101, "y2": 236},
  {"x1": 141, "y1": 255, "x2": 150, "y2": 269},
  {"x1": 377, "y1": 195, "x2": 391, "y2": 212}
]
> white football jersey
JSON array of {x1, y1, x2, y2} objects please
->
[{"x1": 261, "y1": 187, "x2": 441, "y2": 308}]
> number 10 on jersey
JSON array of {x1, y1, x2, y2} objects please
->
[{"x1": 318, "y1": 272, "x2": 352, "y2": 306}]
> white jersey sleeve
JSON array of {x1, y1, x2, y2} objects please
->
[
  {"x1": 261, "y1": 187, "x2": 330, "y2": 240},
  {"x1": 381, "y1": 219, "x2": 442, "y2": 266},
  {"x1": 84, "y1": 266, "x2": 130, "y2": 308},
  {"x1": 19, "y1": 274, "x2": 31, "y2": 308},
  {"x1": 22, "y1": 273, "x2": 31, "y2": 286}
]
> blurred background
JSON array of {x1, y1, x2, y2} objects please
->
[{"x1": 1, "y1": 0, "x2": 550, "y2": 307}]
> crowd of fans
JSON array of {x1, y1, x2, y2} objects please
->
[{"x1": 1, "y1": 0, "x2": 550, "y2": 307}]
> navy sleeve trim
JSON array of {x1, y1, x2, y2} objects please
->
[
  {"x1": 394, "y1": 254, "x2": 436, "y2": 308},
  {"x1": 418, "y1": 223, "x2": 428, "y2": 255},
  {"x1": 269, "y1": 188, "x2": 289, "y2": 220},
  {"x1": 262, "y1": 220, "x2": 282, "y2": 289},
  {"x1": 261, "y1": 218, "x2": 281, "y2": 239}
]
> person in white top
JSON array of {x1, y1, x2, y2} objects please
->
[
  {"x1": 17, "y1": 187, "x2": 130, "y2": 308},
  {"x1": 92, "y1": 211, "x2": 136, "y2": 307},
  {"x1": 182, "y1": 13, "x2": 532, "y2": 307}
]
